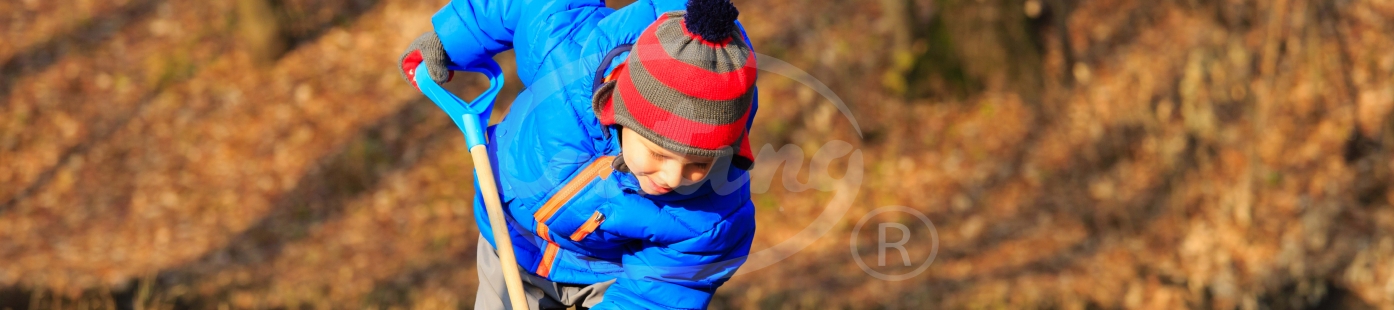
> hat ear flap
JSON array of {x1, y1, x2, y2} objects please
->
[
  {"x1": 733, "y1": 130, "x2": 754, "y2": 170},
  {"x1": 611, "y1": 152, "x2": 631, "y2": 173},
  {"x1": 592, "y1": 80, "x2": 619, "y2": 125}
]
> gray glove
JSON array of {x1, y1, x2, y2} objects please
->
[{"x1": 399, "y1": 31, "x2": 453, "y2": 88}]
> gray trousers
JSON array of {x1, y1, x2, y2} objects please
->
[{"x1": 475, "y1": 235, "x2": 614, "y2": 310}]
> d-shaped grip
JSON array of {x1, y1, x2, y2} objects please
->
[{"x1": 414, "y1": 60, "x2": 505, "y2": 147}]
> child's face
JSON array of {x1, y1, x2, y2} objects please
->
[{"x1": 620, "y1": 127, "x2": 716, "y2": 195}]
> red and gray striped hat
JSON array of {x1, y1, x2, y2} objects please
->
[{"x1": 592, "y1": 0, "x2": 757, "y2": 170}]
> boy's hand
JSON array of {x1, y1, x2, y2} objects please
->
[{"x1": 399, "y1": 32, "x2": 454, "y2": 89}]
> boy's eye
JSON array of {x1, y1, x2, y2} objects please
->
[
  {"x1": 650, "y1": 150, "x2": 667, "y2": 159},
  {"x1": 691, "y1": 163, "x2": 709, "y2": 169}
]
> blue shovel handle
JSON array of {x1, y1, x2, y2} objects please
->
[
  {"x1": 415, "y1": 59, "x2": 530, "y2": 310},
  {"x1": 414, "y1": 60, "x2": 505, "y2": 147}
]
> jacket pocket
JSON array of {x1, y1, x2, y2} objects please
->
[{"x1": 533, "y1": 156, "x2": 616, "y2": 224}]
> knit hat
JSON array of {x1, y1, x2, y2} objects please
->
[{"x1": 592, "y1": 0, "x2": 757, "y2": 170}]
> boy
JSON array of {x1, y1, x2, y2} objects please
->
[{"x1": 398, "y1": 0, "x2": 758, "y2": 308}]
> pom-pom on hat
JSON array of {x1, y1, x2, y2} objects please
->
[{"x1": 593, "y1": 0, "x2": 757, "y2": 170}]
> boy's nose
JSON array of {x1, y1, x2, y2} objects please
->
[{"x1": 657, "y1": 163, "x2": 684, "y2": 189}]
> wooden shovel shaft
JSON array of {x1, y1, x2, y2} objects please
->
[{"x1": 471, "y1": 144, "x2": 530, "y2": 310}]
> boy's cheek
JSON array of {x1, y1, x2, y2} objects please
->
[
  {"x1": 620, "y1": 152, "x2": 644, "y2": 172},
  {"x1": 681, "y1": 173, "x2": 710, "y2": 187}
]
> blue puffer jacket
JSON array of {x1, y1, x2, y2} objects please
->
[{"x1": 432, "y1": 0, "x2": 758, "y2": 308}]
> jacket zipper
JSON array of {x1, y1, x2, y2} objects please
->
[{"x1": 569, "y1": 211, "x2": 606, "y2": 241}]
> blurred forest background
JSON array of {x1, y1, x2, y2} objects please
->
[{"x1": 2, "y1": 0, "x2": 1393, "y2": 308}]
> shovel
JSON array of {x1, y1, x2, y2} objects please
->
[{"x1": 415, "y1": 60, "x2": 529, "y2": 310}]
